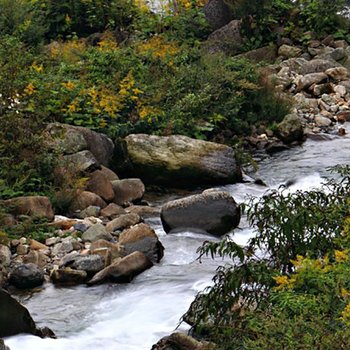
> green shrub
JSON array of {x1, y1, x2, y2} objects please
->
[{"x1": 184, "y1": 166, "x2": 350, "y2": 349}]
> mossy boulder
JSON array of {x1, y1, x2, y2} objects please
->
[{"x1": 115, "y1": 134, "x2": 242, "y2": 188}]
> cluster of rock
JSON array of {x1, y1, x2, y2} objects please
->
[
  {"x1": 272, "y1": 40, "x2": 350, "y2": 135},
  {"x1": 0, "y1": 186, "x2": 241, "y2": 290},
  {"x1": 0, "y1": 215, "x2": 164, "y2": 289},
  {"x1": 202, "y1": 0, "x2": 350, "y2": 153}
]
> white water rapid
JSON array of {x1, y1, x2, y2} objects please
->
[{"x1": 5, "y1": 131, "x2": 350, "y2": 350}]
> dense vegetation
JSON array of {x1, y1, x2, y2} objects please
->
[
  {"x1": 1, "y1": 0, "x2": 350, "y2": 347},
  {"x1": 1, "y1": 0, "x2": 350, "y2": 201},
  {"x1": 184, "y1": 166, "x2": 350, "y2": 349}
]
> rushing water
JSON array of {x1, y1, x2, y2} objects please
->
[{"x1": 5, "y1": 131, "x2": 350, "y2": 350}]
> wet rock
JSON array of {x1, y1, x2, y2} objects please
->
[
  {"x1": 3, "y1": 196, "x2": 54, "y2": 221},
  {"x1": 161, "y1": 190, "x2": 240, "y2": 236},
  {"x1": 87, "y1": 251, "x2": 153, "y2": 285},
  {"x1": 105, "y1": 213, "x2": 141, "y2": 233},
  {"x1": 71, "y1": 255, "x2": 104, "y2": 273},
  {"x1": 89, "y1": 239, "x2": 125, "y2": 261},
  {"x1": 337, "y1": 111, "x2": 350, "y2": 122},
  {"x1": 119, "y1": 223, "x2": 164, "y2": 263},
  {"x1": 112, "y1": 178, "x2": 145, "y2": 206},
  {"x1": 81, "y1": 223, "x2": 113, "y2": 242},
  {"x1": 0, "y1": 288, "x2": 37, "y2": 337},
  {"x1": 9, "y1": 263, "x2": 44, "y2": 289},
  {"x1": 50, "y1": 267, "x2": 87, "y2": 285},
  {"x1": 0, "y1": 338, "x2": 10, "y2": 350},
  {"x1": 151, "y1": 332, "x2": 215, "y2": 350},
  {"x1": 117, "y1": 134, "x2": 242, "y2": 188}
]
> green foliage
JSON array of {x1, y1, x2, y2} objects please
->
[
  {"x1": 227, "y1": 0, "x2": 349, "y2": 49},
  {"x1": 0, "y1": 111, "x2": 55, "y2": 199},
  {"x1": 247, "y1": 171, "x2": 350, "y2": 272},
  {"x1": 184, "y1": 166, "x2": 350, "y2": 349},
  {"x1": 0, "y1": 0, "x2": 46, "y2": 46},
  {"x1": 40, "y1": 0, "x2": 138, "y2": 39}
]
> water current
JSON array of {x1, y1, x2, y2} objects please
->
[{"x1": 5, "y1": 130, "x2": 350, "y2": 350}]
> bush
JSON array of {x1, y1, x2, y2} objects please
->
[{"x1": 184, "y1": 166, "x2": 350, "y2": 349}]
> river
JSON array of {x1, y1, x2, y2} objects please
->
[{"x1": 5, "y1": 131, "x2": 350, "y2": 350}]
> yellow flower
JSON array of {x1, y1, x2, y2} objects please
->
[
  {"x1": 62, "y1": 81, "x2": 76, "y2": 91},
  {"x1": 24, "y1": 83, "x2": 35, "y2": 95},
  {"x1": 341, "y1": 302, "x2": 350, "y2": 325},
  {"x1": 290, "y1": 255, "x2": 305, "y2": 268},
  {"x1": 341, "y1": 288, "x2": 350, "y2": 299},
  {"x1": 31, "y1": 62, "x2": 43, "y2": 73},
  {"x1": 273, "y1": 275, "x2": 296, "y2": 291},
  {"x1": 335, "y1": 250, "x2": 349, "y2": 263},
  {"x1": 138, "y1": 36, "x2": 179, "y2": 64},
  {"x1": 67, "y1": 103, "x2": 77, "y2": 112}
]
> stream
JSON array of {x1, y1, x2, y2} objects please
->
[{"x1": 5, "y1": 131, "x2": 350, "y2": 350}]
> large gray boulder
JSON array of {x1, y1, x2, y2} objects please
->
[
  {"x1": 116, "y1": 134, "x2": 242, "y2": 188},
  {"x1": 87, "y1": 251, "x2": 153, "y2": 285},
  {"x1": 0, "y1": 288, "x2": 37, "y2": 337},
  {"x1": 161, "y1": 190, "x2": 240, "y2": 236},
  {"x1": 47, "y1": 123, "x2": 114, "y2": 167}
]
